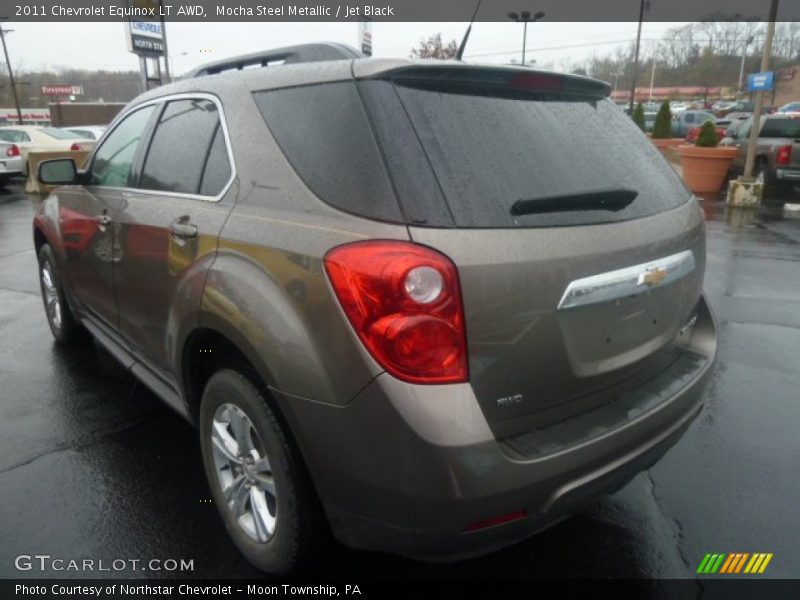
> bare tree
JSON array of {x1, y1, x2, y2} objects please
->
[{"x1": 410, "y1": 33, "x2": 458, "y2": 60}]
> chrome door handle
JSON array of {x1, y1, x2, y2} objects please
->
[{"x1": 169, "y1": 221, "x2": 198, "y2": 239}]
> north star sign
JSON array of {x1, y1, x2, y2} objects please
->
[{"x1": 126, "y1": 19, "x2": 165, "y2": 56}]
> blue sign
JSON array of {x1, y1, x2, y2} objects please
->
[{"x1": 747, "y1": 71, "x2": 775, "y2": 92}]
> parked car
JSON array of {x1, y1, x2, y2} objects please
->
[
  {"x1": 0, "y1": 141, "x2": 24, "y2": 186},
  {"x1": 62, "y1": 125, "x2": 107, "y2": 140},
  {"x1": 685, "y1": 119, "x2": 728, "y2": 144},
  {"x1": 32, "y1": 44, "x2": 717, "y2": 574},
  {"x1": 0, "y1": 125, "x2": 95, "y2": 175},
  {"x1": 672, "y1": 110, "x2": 716, "y2": 137},
  {"x1": 721, "y1": 114, "x2": 800, "y2": 199},
  {"x1": 777, "y1": 101, "x2": 800, "y2": 114},
  {"x1": 644, "y1": 110, "x2": 658, "y2": 132}
]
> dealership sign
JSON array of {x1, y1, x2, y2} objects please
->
[
  {"x1": 747, "y1": 71, "x2": 775, "y2": 92},
  {"x1": 125, "y1": 0, "x2": 165, "y2": 56},
  {"x1": 127, "y1": 19, "x2": 165, "y2": 55},
  {"x1": 41, "y1": 85, "x2": 83, "y2": 96}
]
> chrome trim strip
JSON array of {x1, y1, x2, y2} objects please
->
[
  {"x1": 557, "y1": 250, "x2": 695, "y2": 310},
  {"x1": 83, "y1": 92, "x2": 237, "y2": 204}
]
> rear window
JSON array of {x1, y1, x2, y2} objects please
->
[
  {"x1": 379, "y1": 79, "x2": 690, "y2": 228},
  {"x1": 41, "y1": 127, "x2": 83, "y2": 140},
  {"x1": 761, "y1": 118, "x2": 800, "y2": 139}
]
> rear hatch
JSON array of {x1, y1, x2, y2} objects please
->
[{"x1": 357, "y1": 64, "x2": 706, "y2": 438}]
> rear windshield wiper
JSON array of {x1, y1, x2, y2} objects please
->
[{"x1": 510, "y1": 187, "x2": 638, "y2": 216}]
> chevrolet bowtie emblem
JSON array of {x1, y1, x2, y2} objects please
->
[{"x1": 639, "y1": 267, "x2": 668, "y2": 287}]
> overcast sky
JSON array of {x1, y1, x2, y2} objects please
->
[{"x1": 5, "y1": 21, "x2": 686, "y2": 74}]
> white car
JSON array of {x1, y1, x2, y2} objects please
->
[
  {"x1": 0, "y1": 126, "x2": 95, "y2": 174},
  {"x1": 0, "y1": 141, "x2": 24, "y2": 186}
]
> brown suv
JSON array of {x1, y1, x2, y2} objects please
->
[{"x1": 32, "y1": 43, "x2": 717, "y2": 573}]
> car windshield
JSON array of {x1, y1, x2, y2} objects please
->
[
  {"x1": 761, "y1": 118, "x2": 800, "y2": 138},
  {"x1": 40, "y1": 127, "x2": 84, "y2": 140},
  {"x1": 0, "y1": 129, "x2": 27, "y2": 142}
]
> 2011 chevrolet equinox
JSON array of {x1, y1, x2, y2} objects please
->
[{"x1": 32, "y1": 43, "x2": 717, "y2": 573}]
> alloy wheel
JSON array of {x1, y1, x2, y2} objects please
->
[
  {"x1": 210, "y1": 403, "x2": 278, "y2": 543},
  {"x1": 41, "y1": 260, "x2": 62, "y2": 330}
]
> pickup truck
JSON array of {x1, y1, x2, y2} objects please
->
[
  {"x1": 721, "y1": 114, "x2": 800, "y2": 202},
  {"x1": 672, "y1": 110, "x2": 716, "y2": 138}
]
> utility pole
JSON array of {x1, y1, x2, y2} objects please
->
[
  {"x1": 737, "y1": 35, "x2": 754, "y2": 97},
  {"x1": 743, "y1": 0, "x2": 779, "y2": 180},
  {"x1": 0, "y1": 28, "x2": 23, "y2": 125},
  {"x1": 628, "y1": 0, "x2": 647, "y2": 114}
]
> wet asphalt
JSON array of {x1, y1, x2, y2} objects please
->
[{"x1": 1, "y1": 181, "x2": 799, "y2": 581}]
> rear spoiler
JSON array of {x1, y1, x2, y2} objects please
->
[{"x1": 357, "y1": 63, "x2": 611, "y2": 99}]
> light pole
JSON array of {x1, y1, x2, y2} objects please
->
[
  {"x1": 613, "y1": 71, "x2": 623, "y2": 97},
  {"x1": 168, "y1": 51, "x2": 188, "y2": 81},
  {"x1": 0, "y1": 28, "x2": 23, "y2": 125},
  {"x1": 507, "y1": 10, "x2": 545, "y2": 66},
  {"x1": 737, "y1": 35, "x2": 754, "y2": 97},
  {"x1": 628, "y1": 0, "x2": 651, "y2": 115},
  {"x1": 648, "y1": 46, "x2": 658, "y2": 104}
]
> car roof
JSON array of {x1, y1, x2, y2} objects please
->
[{"x1": 129, "y1": 47, "x2": 611, "y2": 108}]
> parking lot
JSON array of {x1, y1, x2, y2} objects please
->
[{"x1": 1, "y1": 182, "x2": 799, "y2": 580}]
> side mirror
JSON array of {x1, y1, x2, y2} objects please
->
[{"x1": 38, "y1": 158, "x2": 78, "y2": 186}]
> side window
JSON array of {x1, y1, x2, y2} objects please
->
[
  {"x1": 90, "y1": 106, "x2": 155, "y2": 187},
  {"x1": 685, "y1": 113, "x2": 695, "y2": 124},
  {"x1": 139, "y1": 98, "x2": 229, "y2": 195}
]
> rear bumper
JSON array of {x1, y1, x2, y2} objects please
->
[
  {"x1": 278, "y1": 296, "x2": 717, "y2": 560},
  {"x1": 0, "y1": 155, "x2": 23, "y2": 176},
  {"x1": 775, "y1": 168, "x2": 800, "y2": 182}
]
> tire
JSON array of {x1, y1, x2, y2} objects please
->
[
  {"x1": 37, "y1": 244, "x2": 89, "y2": 345},
  {"x1": 756, "y1": 160, "x2": 786, "y2": 206},
  {"x1": 199, "y1": 369, "x2": 324, "y2": 574}
]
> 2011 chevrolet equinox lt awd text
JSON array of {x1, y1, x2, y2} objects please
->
[{"x1": 32, "y1": 43, "x2": 717, "y2": 574}]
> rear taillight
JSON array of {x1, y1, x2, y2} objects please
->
[
  {"x1": 324, "y1": 241, "x2": 468, "y2": 384},
  {"x1": 776, "y1": 145, "x2": 792, "y2": 166},
  {"x1": 69, "y1": 143, "x2": 81, "y2": 151},
  {"x1": 5, "y1": 144, "x2": 19, "y2": 157}
]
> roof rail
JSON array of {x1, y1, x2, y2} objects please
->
[{"x1": 185, "y1": 43, "x2": 364, "y2": 78}]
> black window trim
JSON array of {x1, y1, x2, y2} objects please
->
[{"x1": 83, "y1": 92, "x2": 236, "y2": 203}]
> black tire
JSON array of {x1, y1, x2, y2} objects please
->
[
  {"x1": 199, "y1": 369, "x2": 324, "y2": 574},
  {"x1": 37, "y1": 244, "x2": 89, "y2": 345},
  {"x1": 756, "y1": 160, "x2": 786, "y2": 206}
]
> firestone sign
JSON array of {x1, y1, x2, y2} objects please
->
[{"x1": 41, "y1": 85, "x2": 83, "y2": 96}]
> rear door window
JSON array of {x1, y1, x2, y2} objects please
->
[
  {"x1": 374, "y1": 79, "x2": 690, "y2": 228},
  {"x1": 139, "y1": 98, "x2": 231, "y2": 196},
  {"x1": 252, "y1": 82, "x2": 402, "y2": 223}
]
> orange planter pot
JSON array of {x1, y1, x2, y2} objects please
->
[{"x1": 676, "y1": 145, "x2": 739, "y2": 194}]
